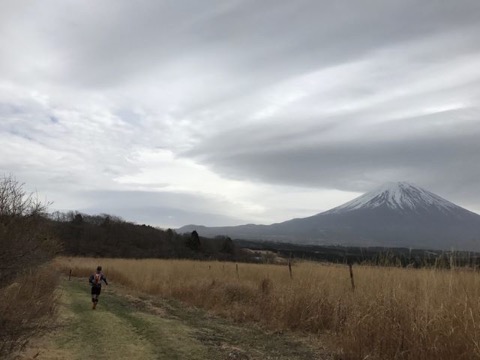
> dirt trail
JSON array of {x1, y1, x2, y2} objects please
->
[{"x1": 21, "y1": 279, "x2": 331, "y2": 360}]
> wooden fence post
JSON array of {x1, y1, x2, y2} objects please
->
[
  {"x1": 69, "y1": 269, "x2": 72, "y2": 281},
  {"x1": 236, "y1": 263, "x2": 239, "y2": 279},
  {"x1": 348, "y1": 263, "x2": 355, "y2": 292}
]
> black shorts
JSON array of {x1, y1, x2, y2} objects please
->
[{"x1": 91, "y1": 286, "x2": 101, "y2": 296}]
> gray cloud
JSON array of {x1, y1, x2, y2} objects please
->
[
  {"x1": 1, "y1": 0, "x2": 480, "y2": 226},
  {"x1": 3, "y1": 1, "x2": 480, "y2": 88},
  {"x1": 78, "y1": 190, "x2": 250, "y2": 228},
  {"x1": 186, "y1": 106, "x2": 480, "y2": 209}
]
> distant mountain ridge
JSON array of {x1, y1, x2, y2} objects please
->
[{"x1": 178, "y1": 182, "x2": 480, "y2": 251}]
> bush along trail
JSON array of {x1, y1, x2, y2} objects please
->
[{"x1": 20, "y1": 278, "x2": 331, "y2": 360}]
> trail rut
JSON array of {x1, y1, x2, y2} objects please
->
[{"x1": 20, "y1": 279, "x2": 331, "y2": 360}]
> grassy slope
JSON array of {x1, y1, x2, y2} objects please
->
[{"x1": 23, "y1": 279, "x2": 329, "y2": 360}]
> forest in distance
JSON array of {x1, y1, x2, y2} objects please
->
[{"x1": 49, "y1": 210, "x2": 480, "y2": 269}]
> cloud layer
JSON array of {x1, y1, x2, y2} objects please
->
[{"x1": 1, "y1": 0, "x2": 480, "y2": 226}]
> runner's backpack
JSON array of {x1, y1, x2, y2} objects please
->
[{"x1": 94, "y1": 273, "x2": 102, "y2": 285}]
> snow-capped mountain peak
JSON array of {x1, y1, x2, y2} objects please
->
[
  {"x1": 178, "y1": 181, "x2": 480, "y2": 251},
  {"x1": 326, "y1": 182, "x2": 459, "y2": 214}
]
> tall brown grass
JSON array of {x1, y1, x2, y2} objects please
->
[
  {"x1": 56, "y1": 257, "x2": 480, "y2": 360},
  {"x1": 0, "y1": 266, "x2": 58, "y2": 358}
]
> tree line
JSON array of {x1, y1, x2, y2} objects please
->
[{"x1": 50, "y1": 211, "x2": 237, "y2": 260}]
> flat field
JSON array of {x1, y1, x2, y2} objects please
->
[{"x1": 53, "y1": 257, "x2": 480, "y2": 360}]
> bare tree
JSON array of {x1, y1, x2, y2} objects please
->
[
  {"x1": 0, "y1": 175, "x2": 60, "y2": 358},
  {"x1": 0, "y1": 175, "x2": 58, "y2": 284},
  {"x1": 0, "y1": 175, "x2": 47, "y2": 218}
]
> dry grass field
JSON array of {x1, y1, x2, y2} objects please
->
[{"x1": 55, "y1": 257, "x2": 480, "y2": 360}]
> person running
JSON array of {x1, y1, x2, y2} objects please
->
[{"x1": 89, "y1": 266, "x2": 108, "y2": 309}]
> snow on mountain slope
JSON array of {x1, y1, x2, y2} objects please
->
[
  {"x1": 325, "y1": 182, "x2": 459, "y2": 214},
  {"x1": 178, "y1": 181, "x2": 480, "y2": 250}
]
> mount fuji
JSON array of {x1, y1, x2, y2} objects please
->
[{"x1": 178, "y1": 182, "x2": 480, "y2": 251}]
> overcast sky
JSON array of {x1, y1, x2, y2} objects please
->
[{"x1": 1, "y1": 0, "x2": 480, "y2": 228}]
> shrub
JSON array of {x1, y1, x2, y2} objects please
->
[
  {"x1": 0, "y1": 175, "x2": 60, "y2": 358},
  {"x1": 0, "y1": 267, "x2": 58, "y2": 358}
]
